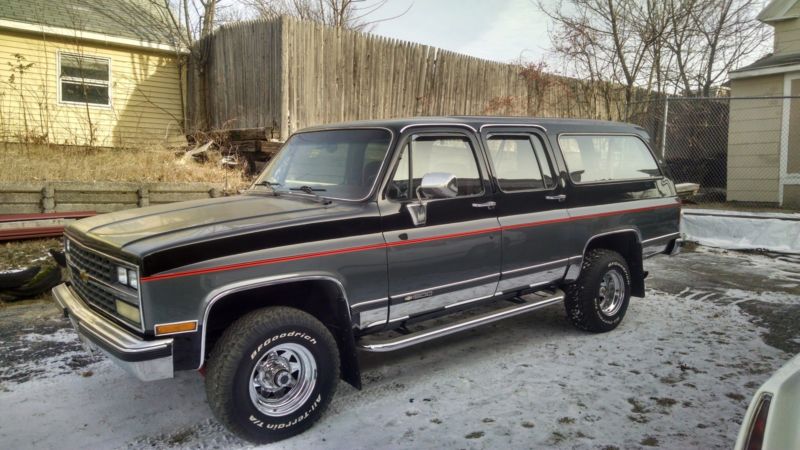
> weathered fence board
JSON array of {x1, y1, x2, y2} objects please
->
[
  {"x1": 55, "y1": 192, "x2": 139, "y2": 204},
  {"x1": 189, "y1": 17, "x2": 654, "y2": 139},
  {"x1": 0, "y1": 204, "x2": 40, "y2": 214},
  {"x1": 0, "y1": 182, "x2": 227, "y2": 215},
  {"x1": 149, "y1": 192, "x2": 213, "y2": 203}
]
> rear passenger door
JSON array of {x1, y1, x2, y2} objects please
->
[{"x1": 481, "y1": 128, "x2": 572, "y2": 294}]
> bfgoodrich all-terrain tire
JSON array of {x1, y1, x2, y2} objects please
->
[
  {"x1": 564, "y1": 249, "x2": 632, "y2": 333},
  {"x1": 205, "y1": 307, "x2": 340, "y2": 444}
]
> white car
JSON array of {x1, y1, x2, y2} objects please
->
[{"x1": 735, "y1": 353, "x2": 800, "y2": 450}]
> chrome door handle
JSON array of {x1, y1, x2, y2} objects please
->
[
  {"x1": 472, "y1": 201, "x2": 496, "y2": 210},
  {"x1": 545, "y1": 194, "x2": 567, "y2": 202}
]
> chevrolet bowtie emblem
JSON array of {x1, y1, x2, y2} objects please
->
[{"x1": 79, "y1": 270, "x2": 89, "y2": 282}]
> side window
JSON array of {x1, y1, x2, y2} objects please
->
[
  {"x1": 387, "y1": 135, "x2": 483, "y2": 200},
  {"x1": 388, "y1": 144, "x2": 411, "y2": 200},
  {"x1": 559, "y1": 135, "x2": 661, "y2": 183},
  {"x1": 487, "y1": 135, "x2": 555, "y2": 191},
  {"x1": 362, "y1": 141, "x2": 387, "y2": 186}
]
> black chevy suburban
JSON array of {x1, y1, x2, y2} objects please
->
[{"x1": 53, "y1": 117, "x2": 681, "y2": 443}]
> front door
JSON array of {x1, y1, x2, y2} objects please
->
[
  {"x1": 378, "y1": 129, "x2": 502, "y2": 323},
  {"x1": 480, "y1": 127, "x2": 571, "y2": 293}
]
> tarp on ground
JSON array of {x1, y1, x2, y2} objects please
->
[{"x1": 681, "y1": 209, "x2": 800, "y2": 254}]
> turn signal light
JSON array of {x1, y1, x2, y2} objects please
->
[{"x1": 155, "y1": 321, "x2": 198, "y2": 336}]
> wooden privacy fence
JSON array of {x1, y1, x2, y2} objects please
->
[
  {"x1": 190, "y1": 17, "x2": 645, "y2": 139},
  {"x1": 0, "y1": 182, "x2": 226, "y2": 214}
]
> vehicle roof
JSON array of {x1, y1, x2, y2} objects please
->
[{"x1": 300, "y1": 116, "x2": 648, "y2": 136}]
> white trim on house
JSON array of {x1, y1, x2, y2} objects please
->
[
  {"x1": 758, "y1": 0, "x2": 800, "y2": 23},
  {"x1": 0, "y1": 18, "x2": 187, "y2": 54},
  {"x1": 730, "y1": 63, "x2": 800, "y2": 79},
  {"x1": 56, "y1": 50, "x2": 113, "y2": 109},
  {"x1": 780, "y1": 72, "x2": 800, "y2": 204}
]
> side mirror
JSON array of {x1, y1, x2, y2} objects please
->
[
  {"x1": 407, "y1": 172, "x2": 458, "y2": 227},
  {"x1": 417, "y1": 172, "x2": 458, "y2": 200}
]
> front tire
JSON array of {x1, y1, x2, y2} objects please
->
[
  {"x1": 205, "y1": 307, "x2": 340, "y2": 444},
  {"x1": 564, "y1": 249, "x2": 632, "y2": 333}
]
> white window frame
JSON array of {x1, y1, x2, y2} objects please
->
[
  {"x1": 57, "y1": 50, "x2": 112, "y2": 108},
  {"x1": 781, "y1": 72, "x2": 800, "y2": 205}
]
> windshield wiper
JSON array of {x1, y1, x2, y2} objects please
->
[
  {"x1": 288, "y1": 185, "x2": 331, "y2": 204},
  {"x1": 253, "y1": 180, "x2": 282, "y2": 195},
  {"x1": 290, "y1": 186, "x2": 326, "y2": 193}
]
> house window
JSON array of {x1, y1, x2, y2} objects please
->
[{"x1": 59, "y1": 53, "x2": 110, "y2": 106}]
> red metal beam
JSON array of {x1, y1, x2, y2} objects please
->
[
  {"x1": 0, "y1": 226, "x2": 67, "y2": 241},
  {"x1": 0, "y1": 211, "x2": 96, "y2": 241}
]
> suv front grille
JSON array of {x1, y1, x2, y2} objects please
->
[{"x1": 66, "y1": 238, "x2": 142, "y2": 330}]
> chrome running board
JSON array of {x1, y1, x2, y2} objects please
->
[{"x1": 357, "y1": 289, "x2": 565, "y2": 353}]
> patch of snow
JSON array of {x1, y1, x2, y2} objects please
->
[
  {"x1": 19, "y1": 328, "x2": 79, "y2": 344},
  {"x1": 723, "y1": 289, "x2": 800, "y2": 306},
  {"x1": 0, "y1": 288, "x2": 792, "y2": 449},
  {"x1": 685, "y1": 208, "x2": 800, "y2": 220},
  {"x1": 681, "y1": 210, "x2": 800, "y2": 254}
]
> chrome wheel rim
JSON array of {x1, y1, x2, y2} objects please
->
[
  {"x1": 249, "y1": 343, "x2": 317, "y2": 417},
  {"x1": 598, "y1": 270, "x2": 625, "y2": 316}
]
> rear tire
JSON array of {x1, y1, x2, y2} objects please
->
[
  {"x1": 564, "y1": 249, "x2": 631, "y2": 333},
  {"x1": 205, "y1": 306, "x2": 339, "y2": 444}
]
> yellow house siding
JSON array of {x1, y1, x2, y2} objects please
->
[
  {"x1": 773, "y1": 2, "x2": 800, "y2": 54},
  {"x1": 0, "y1": 29, "x2": 184, "y2": 147},
  {"x1": 726, "y1": 75, "x2": 783, "y2": 203}
]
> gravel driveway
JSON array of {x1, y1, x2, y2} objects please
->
[{"x1": 0, "y1": 245, "x2": 798, "y2": 449}]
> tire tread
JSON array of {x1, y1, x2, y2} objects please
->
[
  {"x1": 564, "y1": 249, "x2": 630, "y2": 333},
  {"x1": 205, "y1": 306, "x2": 339, "y2": 443}
]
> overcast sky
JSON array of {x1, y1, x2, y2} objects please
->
[{"x1": 371, "y1": 0, "x2": 554, "y2": 64}]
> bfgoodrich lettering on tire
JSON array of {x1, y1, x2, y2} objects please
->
[
  {"x1": 565, "y1": 249, "x2": 632, "y2": 333},
  {"x1": 205, "y1": 306, "x2": 340, "y2": 443}
]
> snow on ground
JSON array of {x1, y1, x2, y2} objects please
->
[
  {"x1": 682, "y1": 209, "x2": 800, "y2": 254},
  {"x1": 0, "y1": 246, "x2": 798, "y2": 450}
]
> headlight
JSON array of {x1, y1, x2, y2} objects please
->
[
  {"x1": 127, "y1": 269, "x2": 138, "y2": 289},
  {"x1": 116, "y1": 266, "x2": 139, "y2": 289},
  {"x1": 116, "y1": 266, "x2": 128, "y2": 285}
]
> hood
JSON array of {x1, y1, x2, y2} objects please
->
[{"x1": 66, "y1": 193, "x2": 367, "y2": 261}]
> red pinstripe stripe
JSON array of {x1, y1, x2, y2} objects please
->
[
  {"x1": 386, "y1": 226, "x2": 504, "y2": 247},
  {"x1": 141, "y1": 242, "x2": 387, "y2": 282},
  {"x1": 142, "y1": 201, "x2": 679, "y2": 283}
]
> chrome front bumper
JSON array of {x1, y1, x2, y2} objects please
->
[{"x1": 52, "y1": 283, "x2": 174, "y2": 381}]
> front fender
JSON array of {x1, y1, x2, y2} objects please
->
[{"x1": 198, "y1": 272, "x2": 362, "y2": 388}]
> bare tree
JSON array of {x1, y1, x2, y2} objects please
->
[
  {"x1": 665, "y1": 0, "x2": 769, "y2": 97},
  {"x1": 540, "y1": 0, "x2": 769, "y2": 101},
  {"x1": 242, "y1": 0, "x2": 411, "y2": 31},
  {"x1": 545, "y1": 7, "x2": 627, "y2": 119},
  {"x1": 540, "y1": 0, "x2": 663, "y2": 109},
  {"x1": 150, "y1": 0, "x2": 225, "y2": 131}
]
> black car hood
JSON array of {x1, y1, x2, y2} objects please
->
[{"x1": 66, "y1": 193, "x2": 369, "y2": 263}]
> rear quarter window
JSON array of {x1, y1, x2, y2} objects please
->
[{"x1": 558, "y1": 134, "x2": 661, "y2": 184}]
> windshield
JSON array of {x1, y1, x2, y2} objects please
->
[{"x1": 253, "y1": 129, "x2": 392, "y2": 201}]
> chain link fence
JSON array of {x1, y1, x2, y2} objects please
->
[{"x1": 628, "y1": 96, "x2": 800, "y2": 211}]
